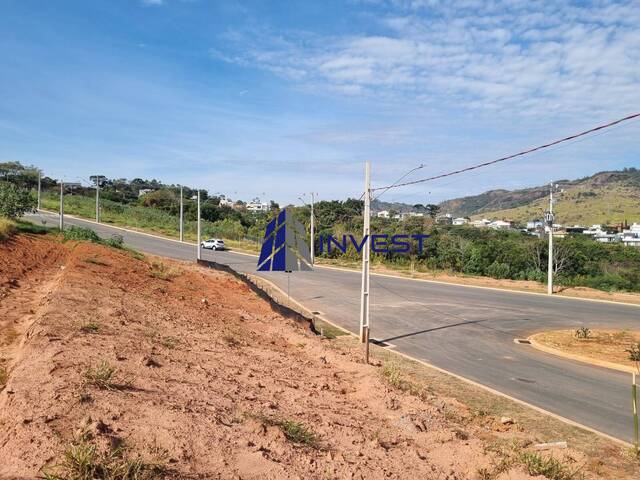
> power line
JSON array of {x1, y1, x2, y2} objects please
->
[{"x1": 371, "y1": 113, "x2": 640, "y2": 192}]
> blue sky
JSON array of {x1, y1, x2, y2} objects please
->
[{"x1": 1, "y1": 0, "x2": 639, "y2": 205}]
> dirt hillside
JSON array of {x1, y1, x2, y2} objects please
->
[{"x1": 0, "y1": 233, "x2": 597, "y2": 479}]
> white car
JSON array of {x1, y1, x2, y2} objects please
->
[{"x1": 200, "y1": 238, "x2": 225, "y2": 250}]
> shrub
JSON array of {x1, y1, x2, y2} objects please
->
[
  {"x1": 0, "y1": 182, "x2": 35, "y2": 218},
  {"x1": 486, "y1": 261, "x2": 511, "y2": 279},
  {"x1": 63, "y1": 226, "x2": 101, "y2": 243},
  {"x1": 575, "y1": 327, "x2": 591, "y2": 339},
  {"x1": 0, "y1": 217, "x2": 16, "y2": 239}
]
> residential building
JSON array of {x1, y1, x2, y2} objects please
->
[
  {"x1": 246, "y1": 201, "x2": 269, "y2": 213},
  {"x1": 489, "y1": 220, "x2": 512, "y2": 230},
  {"x1": 436, "y1": 213, "x2": 453, "y2": 225},
  {"x1": 138, "y1": 188, "x2": 154, "y2": 197},
  {"x1": 622, "y1": 223, "x2": 640, "y2": 248},
  {"x1": 219, "y1": 197, "x2": 234, "y2": 207},
  {"x1": 453, "y1": 217, "x2": 469, "y2": 225},
  {"x1": 471, "y1": 218, "x2": 491, "y2": 228},
  {"x1": 526, "y1": 220, "x2": 543, "y2": 230},
  {"x1": 377, "y1": 210, "x2": 390, "y2": 219}
]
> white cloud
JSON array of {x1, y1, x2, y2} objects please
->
[{"x1": 211, "y1": 0, "x2": 640, "y2": 119}]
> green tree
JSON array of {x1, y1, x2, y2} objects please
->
[{"x1": 0, "y1": 182, "x2": 36, "y2": 218}]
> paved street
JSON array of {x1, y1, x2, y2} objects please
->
[{"x1": 25, "y1": 211, "x2": 640, "y2": 442}]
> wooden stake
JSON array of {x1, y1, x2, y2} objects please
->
[{"x1": 364, "y1": 325, "x2": 370, "y2": 364}]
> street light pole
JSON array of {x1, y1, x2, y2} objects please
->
[
  {"x1": 197, "y1": 189, "x2": 201, "y2": 261},
  {"x1": 179, "y1": 185, "x2": 184, "y2": 242},
  {"x1": 59, "y1": 181, "x2": 64, "y2": 231},
  {"x1": 359, "y1": 162, "x2": 371, "y2": 355},
  {"x1": 95, "y1": 176, "x2": 100, "y2": 223},
  {"x1": 310, "y1": 192, "x2": 316, "y2": 264},
  {"x1": 37, "y1": 170, "x2": 41, "y2": 210},
  {"x1": 547, "y1": 182, "x2": 554, "y2": 295}
]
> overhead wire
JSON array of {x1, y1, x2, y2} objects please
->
[{"x1": 371, "y1": 113, "x2": 640, "y2": 193}]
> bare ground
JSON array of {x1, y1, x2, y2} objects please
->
[
  {"x1": 0, "y1": 233, "x2": 636, "y2": 479},
  {"x1": 530, "y1": 329, "x2": 640, "y2": 371}
]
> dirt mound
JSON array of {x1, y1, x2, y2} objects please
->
[{"x1": 0, "y1": 236, "x2": 579, "y2": 479}]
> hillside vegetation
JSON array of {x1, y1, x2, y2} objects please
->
[{"x1": 440, "y1": 169, "x2": 640, "y2": 224}]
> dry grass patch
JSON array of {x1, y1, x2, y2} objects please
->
[
  {"x1": 149, "y1": 262, "x2": 181, "y2": 281},
  {"x1": 84, "y1": 361, "x2": 128, "y2": 391},
  {"x1": 41, "y1": 437, "x2": 165, "y2": 480},
  {"x1": 531, "y1": 329, "x2": 640, "y2": 370}
]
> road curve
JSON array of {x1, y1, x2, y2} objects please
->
[{"x1": 24, "y1": 211, "x2": 640, "y2": 442}]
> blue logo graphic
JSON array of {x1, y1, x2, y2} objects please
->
[{"x1": 257, "y1": 207, "x2": 312, "y2": 271}]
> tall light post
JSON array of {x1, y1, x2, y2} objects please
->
[
  {"x1": 547, "y1": 183, "x2": 554, "y2": 295},
  {"x1": 299, "y1": 193, "x2": 318, "y2": 265},
  {"x1": 37, "y1": 169, "x2": 41, "y2": 210},
  {"x1": 179, "y1": 185, "x2": 184, "y2": 242},
  {"x1": 59, "y1": 180, "x2": 64, "y2": 231},
  {"x1": 95, "y1": 176, "x2": 100, "y2": 223},
  {"x1": 196, "y1": 189, "x2": 201, "y2": 261},
  {"x1": 359, "y1": 162, "x2": 371, "y2": 353}
]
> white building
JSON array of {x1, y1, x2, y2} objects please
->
[
  {"x1": 622, "y1": 223, "x2": 640, "y2": 247},
  {"x1": 138, "y1": 188, "x2": 154, "y2": 197},
  {"x1": 219, "y1": 197, "x2": 234, "y2": 207},
  {"x1": 471, "y1": 218, "x2": 491, "y2": 228},
  {"x1": 489, "y1": 220, "x2": 512, "y2": 230},
  {"x1": 246, "y1": 201, "x2": 269, "y2": 213},
  {"x1": 453, "y1": 217, "x2": 469, "y2": 225},
  {"x1": 397, "y1": 212, "x2": 424, "y2": 220},
  {"x1": 377, "y1": 210, "x2": 390, "y2": 219}
]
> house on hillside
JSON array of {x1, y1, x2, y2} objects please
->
[
  {"x1": 436, "y1": 213, "x2": 453, "y2": 225},
  {"x1": 377, "y1": 210, "x2": 390, "y2": 219},
  {"x1": 219, "y1": 197, "x2": 234, "y2": 207},
  {"x1": 489, "y1": 220, "x2": 512, "y2": 230},
  {"x1": 247, "y1": 201, "x2": 269, "y2": 213},
  {"x1": 471, "y1": 218, "x2": 491, "y2": 228},
  {"x1": 622, "y1": 223, "x2": 640, "y2": 247},
  {"x1": 138, "y1": 188, "x2": 154, "y2": 197},
  {"x1": 526, "y1": 220, "x2": 543, "y2": 230},
  {"x1": 453, "y1": 217, "x2": 469, "y2": 225}
]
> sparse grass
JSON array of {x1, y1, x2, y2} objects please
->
[
  {"x1": 83, "y1": 361, "x2": 123, "y2": 391},
  {"x1": 314, "y1": 319, "x2": 349, "y2": 339},
  {"x1": 41, "y1": 437, "x2": 165, "y2": 480},
  {"x1": 380, "y1": 361, "x2": 428, "y2": 398},
  {"x1": 574, "y1": 327, "x2": 591, "y2": 339},
  {"x1": 80, "y1": 322, "x2": 100, "y2": 334},
  {"x1": 160, "y1": 336, "x2": 178, "y2": 349},
  {"x1": 519, "y1": 451, "x2": 584, "y2": 480},
  {"x1": 245, "y1": 412, "x2": 320, "y2": 448},
  {"x1": 0, "y1": 216, "x2": 16, "y2": 239},
  {"x1": 0, "y1": 366, "x2": 7, "y2": 391},
  {"x1": 149, "y1": 262, "x2": 181, "y2": 281},
  {"x1": 84, "y1": 256, "x2": 109, "y2": 266}
]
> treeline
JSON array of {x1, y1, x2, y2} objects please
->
[{"x1": 312, "y1": 215, "x2": 640, "y2": 292}]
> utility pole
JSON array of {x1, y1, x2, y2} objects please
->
[
  {"x1": 546, "y1": 182, "x2": 555, "y2": 295},
  {"x1": 359, "y1": 162, "x2": 371, "y2": 361},
  {"x1": 197, "y1": 189, "x2": 201, "y2": 261},
  {"x1": 95, "y1": 176, "x2": 100, "y2": 223},
  {"x1": 37, "y1": 170, "x2": 41, "y2": 210},
  {"x1": 179, "y1": 185, "x2": 184, "y2": 242},
  {"x1": 59, "y1": 181, "x2": 64, "y2": 231},
  {"x1": 310, "y1": 192, "x2": 316, "y2": 264}
]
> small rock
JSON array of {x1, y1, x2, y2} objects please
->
[
  {"x1": 500, "y1": 416, "x2": 514, "y2": 425},
  {"x1": 143, "y1": 356, "x2": 162, "y2": 368}
]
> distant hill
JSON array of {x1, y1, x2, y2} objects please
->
[{"x1": 438, "y1": 169, "x2": 640, "y2": 225}]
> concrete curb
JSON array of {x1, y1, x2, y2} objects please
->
[{"x1": 528, "y1": 334, "x2": 637, "y2": 374}]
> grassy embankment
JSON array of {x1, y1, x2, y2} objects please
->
[{"x1": 40, "y1": 193, "x2": 260, "y2": 253}]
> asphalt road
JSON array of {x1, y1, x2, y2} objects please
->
[{"x1": 25, "y1": 211, "x2": 640, "y2": 442}]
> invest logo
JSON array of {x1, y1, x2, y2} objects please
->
[{"x1": 257, "y1": 207, "x2": 312, "y2": 271}]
